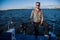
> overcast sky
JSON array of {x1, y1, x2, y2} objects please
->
[{"x1": 0, "y1": 0, "x2": 60, "y2": 10}]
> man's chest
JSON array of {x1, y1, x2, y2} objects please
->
[{"x1": 33, "y1": 12, "x2": 41, "y2": 17}]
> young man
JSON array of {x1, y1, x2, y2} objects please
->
[{"x1": 30, "y1": 2, "x2": 49, "y2": 38}]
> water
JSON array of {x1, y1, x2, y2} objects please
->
[{"x1": 0, "y1": 9, "x2": 60, "y2": 40}]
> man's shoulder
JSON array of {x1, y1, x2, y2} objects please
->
[
  {"x1": 32, "y1": 9, "x2": 42, "y2": 11},
  {"x1": 39, "y1": 9, "x2": 42, "y2": 11},
  {"x1": 32, "y1": 9, "x2": 42, "y2": 13},
  {"x1": 32, "y1": 9, "x2": 35, "y2": 13},
  {"x1": 32, "y1": 9, "x2": 35, "y2": 11}
]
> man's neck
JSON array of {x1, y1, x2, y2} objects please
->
[{"x1": 35, "y1": 8, "x2": 40, "y2": 12}]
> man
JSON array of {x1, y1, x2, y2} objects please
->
[{"x1": 30, "y1": 2, "x2": 49, "y2": 38}]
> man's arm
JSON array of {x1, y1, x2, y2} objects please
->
[
  {"x1": 40, "y1": 11, "x2": 43, "y2": 24},
  {"x1": 30, "y1": 10, "x2": 34, "y2": 23}
]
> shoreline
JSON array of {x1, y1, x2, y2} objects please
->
[{"x1": 0, "y1": 8, "x2": 60, "y2": 11}]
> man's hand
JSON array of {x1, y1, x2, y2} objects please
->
[
  {"x1": 40, "y1": 21, "x2": 43, "y2": 25},
  {"x1": 30, "y1": 19, "x2": 33, "y2": 24}
]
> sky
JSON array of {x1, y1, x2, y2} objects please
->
[{"x1": 0, "y1": 0, "x2": 60, "y2": 10}]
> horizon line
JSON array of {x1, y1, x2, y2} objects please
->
[
  {"x1": 0, "y1": 8, "x2": 60, "y2": 11},
  {"x1": 0, "y1": 5, "x2": 60, "y2": 10}
]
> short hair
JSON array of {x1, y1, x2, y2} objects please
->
[{"x1": 36, "y1": 2, "x2": 40, "y2": 5}]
